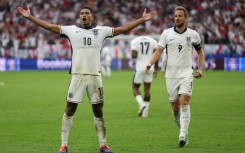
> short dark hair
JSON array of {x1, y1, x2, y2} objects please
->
[
  {"x1": 81, "y1": 6, "x2": 94, "y2": 17},
  {"x1": 137, "y1": 26, "x2": 145, "y2": 33}
]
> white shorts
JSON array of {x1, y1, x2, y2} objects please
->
[
  {"x1": 133, "y1": 70, "x2": 154, "y2": 84},
  {"x1": 66, "y1": 74, "x2": 104, "y2": 104},
  {"x1": 166, "y1": 76, "x2": 193, "y2": 102}
]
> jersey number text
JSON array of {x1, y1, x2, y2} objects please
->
[
  {"x1": 140, "y1": 42, "x2": 150, "y2": 55},
  {"x1": 83, "y1": 37, "x2": 92, "y2": 46},
  {"x1": 178, "y1": 45, "x2": 182, "y2": 52}
]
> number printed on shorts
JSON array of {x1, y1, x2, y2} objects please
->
[{"x1": 98, "y1": 87, "x2": 104, "y2": 97}]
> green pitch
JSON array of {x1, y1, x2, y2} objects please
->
[{"x1": 0, "y1": 70, "x2": 245, "y2": 153}]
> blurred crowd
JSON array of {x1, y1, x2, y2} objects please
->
[{"x1": 0, "y1": 0, "x2": 244, "y2": 59}]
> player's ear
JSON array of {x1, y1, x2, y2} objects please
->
[
  {"x1": 92, "y1": 14, "x2": 97, "y2": 27},
  {"x1": 185, "y1": 18, "x2": 188, "y2": 24}
]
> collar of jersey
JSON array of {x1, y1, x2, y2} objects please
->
[
  {"x1": 79, "y1": 25, "x2": 93, "y2": 29},
  {"x1": 174, "y1": 26, "x2": 187, "y2": 34}
]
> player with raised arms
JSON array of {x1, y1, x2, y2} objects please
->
[{"x1": 18, "y1": 4, "x2": 156, "y2": 153}]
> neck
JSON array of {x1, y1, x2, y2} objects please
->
[
  {"x1": 174, "y1": 26, "x2": 187, "y2": 34},
  {"x1": 80, "y1": 25, "x2": 93, "y2": 29},
  {"x1": 176, "y1": 26, "x2": 185, "y2": 33}
]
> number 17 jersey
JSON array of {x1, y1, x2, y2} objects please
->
[{"x1": 131, "y1": 36, "x2": 157, "y2": 71}]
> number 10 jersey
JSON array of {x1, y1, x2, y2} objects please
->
[{"x1": 60, "y1": 25, "x2": 114, "y2": 75}]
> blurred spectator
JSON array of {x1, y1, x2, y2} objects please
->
[{"x1": 0, "y1": 0, "x2": 244, "y2": 59}]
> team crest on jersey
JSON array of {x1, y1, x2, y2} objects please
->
[
  {"x1": 186, "y1": 36, "x2": 191, "y2": 42},
  {"x1": 92, "y1": 29, "x2": 99, "y2": 35}
]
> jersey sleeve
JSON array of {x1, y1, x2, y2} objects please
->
[
  {"x1": 59, "y1": 25, "x2": 75, "y2": 38},
  {"x1": 98, "y1": 26, "x2": 114, "y2": 38},
  {"x1": 193, "y1": 31, "x2": 202, "y2": 51},
  {"x1": 60, "y1": 25, "x2": 71, "y2": 35},
  {"x1": 130, "y1": 38, "x2": 138, "y2": 51},
  {"x1": 158, "y1": 30, "x2": 167, "y2": 49}
]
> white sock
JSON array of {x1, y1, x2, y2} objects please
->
[
  {"x1": 94, "y1": 117, "x2": 106, "y2": 146},
  {"x1": 143, "y1": 101, "x2": 150, "y2": 117},
  {"x1": 61, "y1": 113, "x2": 73, "y2": 146},
  {"x1": 180, "y1": 105, "x2": 191, "y2": 137},
  {"x1": 136, "y1": 95, "x2": 144, "y2": 106},
  {"x1": 172, "y1": 111, "x2": 180, "y2": 128}
]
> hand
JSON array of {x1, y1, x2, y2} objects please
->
[
  {"x1": 18, "y1": 6, "x2": 31, "y2": 18},
  {"x1": 145, "y1": 63, "x2": 152, "y2": 74},
  {"x1": 194, "y1": 69, "x2": 202, "y2": 79},
  {"x1": 142, "y1": 8, "x2": 156, "y2": 21}
]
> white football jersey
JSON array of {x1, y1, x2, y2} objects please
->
[
  {"x1": 158, "y1": 27, "x2": 202, "y2": 78},
  {"x1": 131, "y1": 36, "x2": 157, "y2": 70},
  {"x1": 60, "y1": 25, "x2": 114, "y2": 75}
]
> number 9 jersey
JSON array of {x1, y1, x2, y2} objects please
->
[{"x1": 158, "y1": 27, "x2": 202, "y2": 78}]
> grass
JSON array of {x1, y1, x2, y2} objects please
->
[{"x1": 0, "y1": 70, "x2": 245, "y2": 153}]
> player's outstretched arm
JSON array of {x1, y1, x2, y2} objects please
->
[
  {"x1": 145, "y1": 47, "x2": 163, "y2": 74},
  {"x1": 113, "y1": 9, "x2": 156, "y2": 36},
  {"x1": 18, "y1": 6, "x2": 60, "y2": 34}
]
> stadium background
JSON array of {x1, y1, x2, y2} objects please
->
[
  {"x1": 1, "y1": 1, "x2": 245, "y2": 153},
  {"x1": 0, "y1": 0, "x2": 244, "y2": 71}
]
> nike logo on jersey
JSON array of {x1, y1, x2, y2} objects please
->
[
  {"x1": 170, "y1": 39, "x2": 174, "y2": 41},
  {"x1": 76, "y1": 31, "x2": 83, "y2": 33}
]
